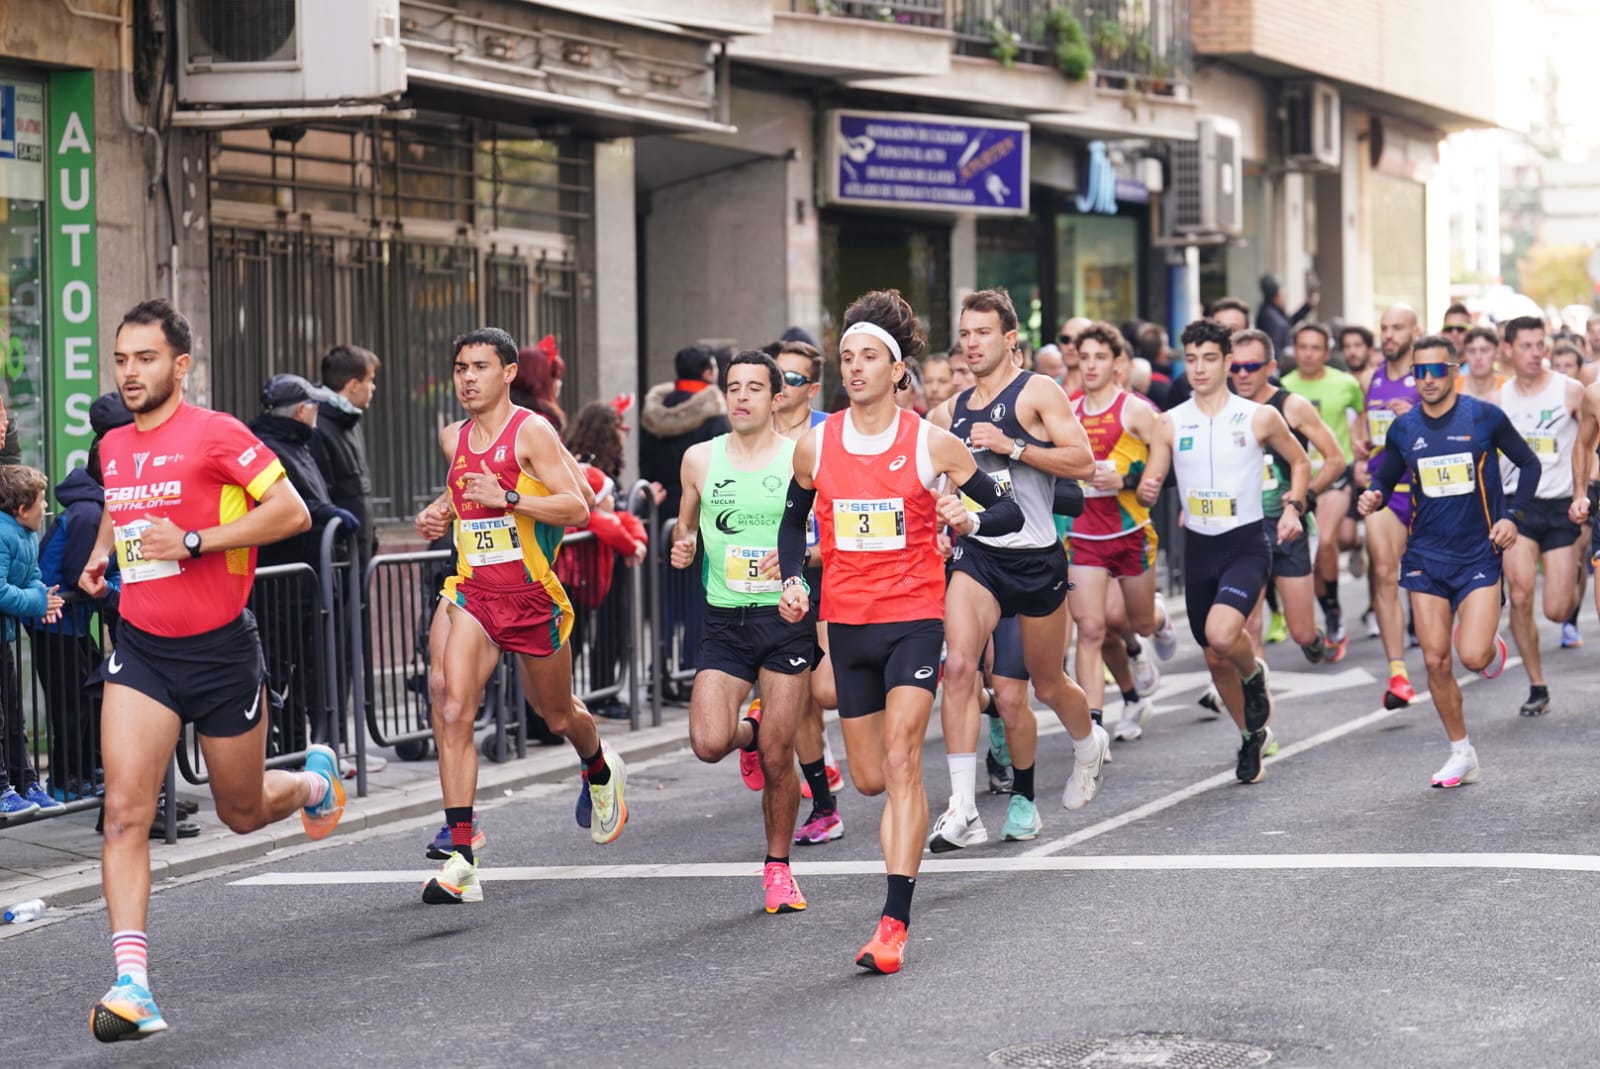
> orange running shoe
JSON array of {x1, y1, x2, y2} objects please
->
[
  {"x1": 1383, "y1": 674, "x2": 1415, "y2": 710},
  {"x1": 300, "y1": 744, "x2": 345, "y2": 841},
  {"x1": 1324, "y1": 635, "x2": 1348, "y2": 664},
  {"x1": 855, "y1": 915, "x2": 909, "y2": 974},
  {"x1": 739, "y1": 700, "x2": 764, "y2": 791}
]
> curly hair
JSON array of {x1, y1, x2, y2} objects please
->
[
  {"x1": 1074, "y1": 321, "x2": 1125, "y2": 359},
  {"x1": 843, "y1": 289, "x2": 926, "y2": 364},
  {"x1": 1180, "y1": 318, "x2": 1233, "y2": 356},
  {"x1": 563, "y1": 402, "x2": 624, "y2": 480}
]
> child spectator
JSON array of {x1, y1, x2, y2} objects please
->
[{"x1": 0, "y1": 464, "x2": 66, "y2": 816}]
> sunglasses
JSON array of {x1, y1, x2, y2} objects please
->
[
  {"x1": 781, "y1": 370, "x2": 812, "y2": 388},
  {"x1": 1229, "y1": 361, "x2": 1269, "y2": 375},
  {"x1": 1441, "y1": 324, "x2": 1469, "y2": 334},
  {"x1": 1413, "y1": 361, "x2": 1456, "y2": 380}
]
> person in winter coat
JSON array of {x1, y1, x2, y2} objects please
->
[
  {"x1": 0, "y1": 465, "x2": 64, "y2": 816},
  {"x1": 310, "y1": 344, "x2": 380, "y2": 572}
]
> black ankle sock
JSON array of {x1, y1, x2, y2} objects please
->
[
  {"x1": 741, "y1": 715, "x2": 761, "y2": 753},
  {"x1": 883, "y1": 874, "x2": 916, "y2": 926},
  {"x1": 1119, "y1": 687, "x2": 1140, "y2": 705},
  {"x1": 1530, "y1": 685, "x2": 1549, "y2": 700},
  {"x1": 979, "y1": 688, "x2": 997, "y2": 719},
  {"x1": 1124, "y1": 636, "x2": 1141, "y2": 658},
  {"x1": 444, "y1": 806, "x2": 474, "y2": 864},
  {"x1": 1318, "y1": 591, "x2": 1341, "y2": 615},
  {"x1": 1090, "y1": 708, "x2": 1103, "y2": 726},
  {"x1": 764, "y1": 854, "x2": 788, "y2": 867},
  {"x1": 583, "y1": 745, "x2": 611, "y2": 787},
  {"x1": 1012, "y1": 764, "x2": 1035, "y2": 802},
  {"x1": 1567, "y1": 607, "x2": 1580, "y2": 626},
  {"x1": 800, "y1": 758, "x2": 834, "y2": 811}
]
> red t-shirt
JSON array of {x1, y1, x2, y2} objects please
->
[{"x1": 100, "y1": 401, "x2": 286, "y2": 637}]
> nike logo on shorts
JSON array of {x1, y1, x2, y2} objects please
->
[
  {"x1": 107, "y1": 652, "x2": 122, "y2": 675},
  {"x1": 243, "y1": 688, "x2": 261, "y2": 722}
]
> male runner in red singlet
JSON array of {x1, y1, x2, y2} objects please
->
[
  {"x1": 82, "y1": 300, "x2": 338, "y2": 1042},
  {"x1": 776, "y1": 289, "x2": 1024, "y2": 974},
  {"x1": 411, "y1": 328, "x2": 626, "y2": 906}
]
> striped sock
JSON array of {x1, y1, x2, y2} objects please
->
[
  {"x1": 300, "y1": 770, "x2": 329, "y2": 809},
  {"x1": 112, "y1": 930, "x2": 149, "y2": 989}
]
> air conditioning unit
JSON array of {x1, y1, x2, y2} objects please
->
[
  {"x1": 178, "y1": 0, "x2": 405, "y2": 107},
  {"x1": 1281, "y1": 80, "x2": 1341, "y2": 170},
  {"x1": 1169, "y1": 116, "x2": 1242, "y2": 237}
]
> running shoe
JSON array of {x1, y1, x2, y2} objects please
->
[
  {"x1": 1152, "y1": 592, "x2": 1177, "y2": 661},
  {"x1": 1326, "y1": 608, "x2": 1346, "y2": 646},
  {"x1": 21, "y1": 782, "x2": 64, "y2": 811},
  {"x1": 299, "y1": 744, "x2": 345, "y2": 841},
  {"x1": 927, "y1": 804, "x2": 988, "y2": 853},
  {"x1": 1197, "y1": 686, "x2": 1222, "y2": 719},
  {"x1": 739, "y1": 700, "x2": 765, "y2": 791},
  {"x1": 1236, "y1": 727, "x2": 1269, "y2": 784},
  {"x1": 1131, "y1": 645, "x2": 1160, "y2": 697},
  {"x1": 0, "y1": 786, "x2": 40, "y2": 818},
  {"x1": 763, "y1": 861, "x2": 807, "y2": 914},
  {"x1": 426, "y1": 812, "x2": 485, "y2": 860},
  {"x1": 1111, "y1": 697, "x2": 1152, "y2": 742},
  {"x1": 1324, "y1": 634, "x2": 1349, "y2": 664},
  {"x1": 1363, "y1": 609, "x2": 1380, "y2": 638},
  {"x1": 1301, "y1": 630, "x2": 1327, "y2": 665},
  {"x1": 988, "y1": 712, "x2": 1012, "y2": 766},
  {"x1": 1265, "y1": 610, "x2": 1289, "y2": 645},
  {"x1": 1383, "y1": 674, "x2": 1416, "y2": 710},
  {"x1": 856, "y1": 915, "x2": 909, "y2": 974},
  {"x1": 1001, "y1": 795, "x2": 1041, "y2": 841},
  {"x1": 986, "y1": 750, "x2": 1014, "y2": 795},
  {"x1": 90, "y1": 977, "x2": 167, "y2": 1043},
  {"x1": 575, "y1": 770, "x2": 592, "y2": 828},
  {"x1": 589, "y1": 744, "x2": 628, "y2": 845},
  {"x1": 1560, "y1": 621, "x2": 1583, "y2": 648},
  {"x1": 798, "y1": 762, "x2": 845, "y2": 799},
  {"x1": 422, "y1": 850, "x2": 482, "y2": 904},
  {"x1": 1481, "y1": 634, "x2": 1508, "y2": 680},
  {"x1": 1241, "y1": 659, "x2": 1274, "y2": 733},
  {"x1": 1519, "y1": 690, "x2": 1550, "y2": 717},
  {"x1": 1430, "y1": 745, "x2": 1480, "y2": 788},
  {"x1": 1062, "y1": 723, "x2": 1110, "y2": 811},
  {"x1": 1261, "y1": 725, "x2": 1279, "y2": 757},
  {"x1": 793, "y1": 806, "x2": 843, "y2": 845}
]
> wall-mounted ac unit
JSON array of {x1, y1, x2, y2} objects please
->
[
  {"x1": 1170, "y1": 116, "x2": 1242, "y2": 237},
  {"x1": 178, "y1": 0, "x2": 405, "y2": 107},
  {"x1": 1281, "y1": 80, "x2": 1341, "y2": 170}
]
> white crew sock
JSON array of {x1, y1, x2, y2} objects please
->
[
  {"x1": 1451, "y1": 735, "x2": 1472, "y2": 755},
  {"x1": 947, "y1": 752, "x2": 977, "y2": 815}
]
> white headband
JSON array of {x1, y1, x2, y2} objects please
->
[{"x1": 839, "y1": 322, "x2": 903, "y2": 362}]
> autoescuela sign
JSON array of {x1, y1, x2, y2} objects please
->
[
  {"x1": 826, "y1": 109, "x2": 1029, "y2": 215},
  {"x1": 46, "y1": 70, "x2": 97, "y2": 482}
]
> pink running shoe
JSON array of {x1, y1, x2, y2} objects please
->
[
  {"x1": 800, "y1": 762, "x2": 845, "y2": 798},
  {"x1": 763, "y1": 861, "x2": 807, "y2": 913},
  {"x1": 793, "y1": 806, "x2": 844, "y2": 845},
  {"x1": 739, "y1": 700, "x2": 764, "y2": 791},
  {"x1": 1480, "y1": 634, "x2": 1508, "y2": 680}
]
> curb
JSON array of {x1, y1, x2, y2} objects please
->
[{"x1": 12, "y1": 716, "x2": 692, "y2": 915}]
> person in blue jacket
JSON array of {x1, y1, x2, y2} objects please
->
[{"x1": 0, "y1": 464, "x2": 65, "y2": 816}]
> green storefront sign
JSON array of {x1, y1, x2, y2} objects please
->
[{"x1": 45, "y1": 69, "x2": 97, "y2": 483}]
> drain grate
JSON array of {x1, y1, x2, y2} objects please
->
[{"x1": 989, "y1": 1035, "x2": 1272, "y2": 1069}]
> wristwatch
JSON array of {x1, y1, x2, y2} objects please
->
[
  {"x1": 1009, "y1": 437, "x2": 1026, "y2": 461},
  {"x1": 503, "y1": 489, "x2": 521, "y2": 509},
  {"x1": 183, "y1": 530, "x2": 203, "y2": 558},
  {"x1": 1283, "y1": 498, "x2": 1306, "y2": 515}
]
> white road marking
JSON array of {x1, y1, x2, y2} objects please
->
[{"x1": 230, "y1": 849, "x2": 1600, "y2": 887}]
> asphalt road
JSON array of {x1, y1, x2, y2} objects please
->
[{"x1": 8, "y1": 593, "x2": 1600, "y2": 1069}]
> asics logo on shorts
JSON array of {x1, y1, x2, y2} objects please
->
[
  {"x1": 914, "y1": 666, "x2": 934, "y2": 680},
  {"x1": 888, "y1": 455, "x2": 908, "y2": 472}
]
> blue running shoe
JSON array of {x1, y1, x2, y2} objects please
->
[
  {"x1": 988, "y1": 714, "x2": 1011, "y2": 766},
  {"x1": 0, "y1": 787, "x2": 39, "y2": 818},
  {"x1": 299, "y1": 744, "x2": 345, "y2": 841},
  {"x1": 91, "y1": 977, "x2": 167, "y2": 1042},
  {"x1": 425, "y1": 812, "x2": 484, "y2": 861},
  {"x1": 22, "y1": 783, "x2": 64, "y2": 811},
  {"x1": 575, "y1": 769, "x2": 592, "y2": 829}
]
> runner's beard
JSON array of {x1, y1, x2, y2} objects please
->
[{"x1": 123, "y1": 371, "x2": 176, "y2": 413}]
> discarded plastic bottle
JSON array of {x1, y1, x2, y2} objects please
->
[{"x1": 3, "y1": 899, "x2": 46, "y2": 924}]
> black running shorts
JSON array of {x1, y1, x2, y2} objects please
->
[
  {"x1": 1182, "y1": 522, "x2": 1272, "y2": 647},
  {"x1": 827, "y1": 619, "x2": 944, "y2": 718},
  {"x1": 1514, "y1": 497, "x2": 1580, "y2": 553},
  {"x1": 948, "y1": 540, "x2": 1069, "y2": 619},
  {"x1": 697, "y1": 605, "x2": 816, "y2": 684},
  {"x1": 94, "y1": 611, "x2": 269, "y2": 738}
]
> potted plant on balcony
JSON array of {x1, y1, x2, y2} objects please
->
[
  {"x1": 988, "y1": 16, "x2": 1022, "y2": 68},
  {"x1": 1043, "y1": 7, "x2": 1092, "y2": 82}
]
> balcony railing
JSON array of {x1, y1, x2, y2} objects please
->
[
  {"x1": 953, "y1": 0, "x2": 1192, "y2": 90},
  {"x1": 786, "y1": 0, "x2": 951, "y2": 31}
]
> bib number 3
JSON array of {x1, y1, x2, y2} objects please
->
[{"x1": 834, "y1": 498, "x2": 906, "y2": 551}]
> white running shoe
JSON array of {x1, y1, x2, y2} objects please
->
[
  {"x1": 1131, "y1": 646, "x2": 1160, "y2": 698},
  {"x1": 1197, "y1": 685, "x2": 1223, "y2": 719},
  {"x1": 1111, "y1": 697, "x2": 1152, "y2": 742},
  {"x1": 1430, "y1": 745, "x2": 1480, "y2": 788},
  {"x1": 927, "y1": 804, "x2": 988, "y2": 853},
  {"x1": 1152, "y1": 593, "x2": 1178, "y2": 661},
  {"x1": 1480, "y1": 634, "x2": 1508, "y2": 680},
  {"x1": 1062, "y1": 724, "x2": 1110, "y2": 811}
]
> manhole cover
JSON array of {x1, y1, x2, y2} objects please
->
[{"x1": 989, "y1": 1035, "x2": 1272, "y2": 1069}]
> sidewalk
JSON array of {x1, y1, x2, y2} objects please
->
[{"x1": 0, "y1": 703, "x2": 693, "y2": 919}]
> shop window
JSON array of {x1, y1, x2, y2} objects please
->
[
  {"x1": 1056, "y1": 214, "x2": 1138, "y2": 325},
  {"x1": 977, "y1": 215, "x2": 1045, "y2": 349},
  {"x1": 1371, "y1": 173, "x2": 1425, "y2": 320}
]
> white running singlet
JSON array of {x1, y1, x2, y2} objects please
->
[
  {"x1": 1170, "y1": 394, "x2": 1267, "y2": 534},
  {"x1": 1498, "y1": 373, "x2": 1577, "y2": 500}
]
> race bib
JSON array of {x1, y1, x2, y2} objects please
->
[
  {"x1": 1262, "y1": 458, "x2": 1279, "y2": 493},
  {"x1": 723, "y1": 545, "x2": 780, "y2": 595},
  {"x1": 1523, "y1": 428, "x2": 1558, "y2": 456},
  {"x1": 114, "y1": 520, "x2": 181, "y2": 585},
  {"x1": 1417, "y1": 452, "x2": 1474, "y2": 498},
  {"x1": 1081, "y1": 460, "x2": 1119, "y2": 500},
  {"x1": 963, "y1": 466, "x2": 1015, "y2": 511},
  {"x1": 1368, "y1": 409, "x2": 1394, "y2": 449},
  {"x1": 461, "y1": 515, "x2": 523, "y2": 567},
  {"x1": 834, "y1": 498, "x2": 905, "y2": 551},
  {"x1": 1186, "y1": 489, "x2": 1238, "y2": 529}
]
